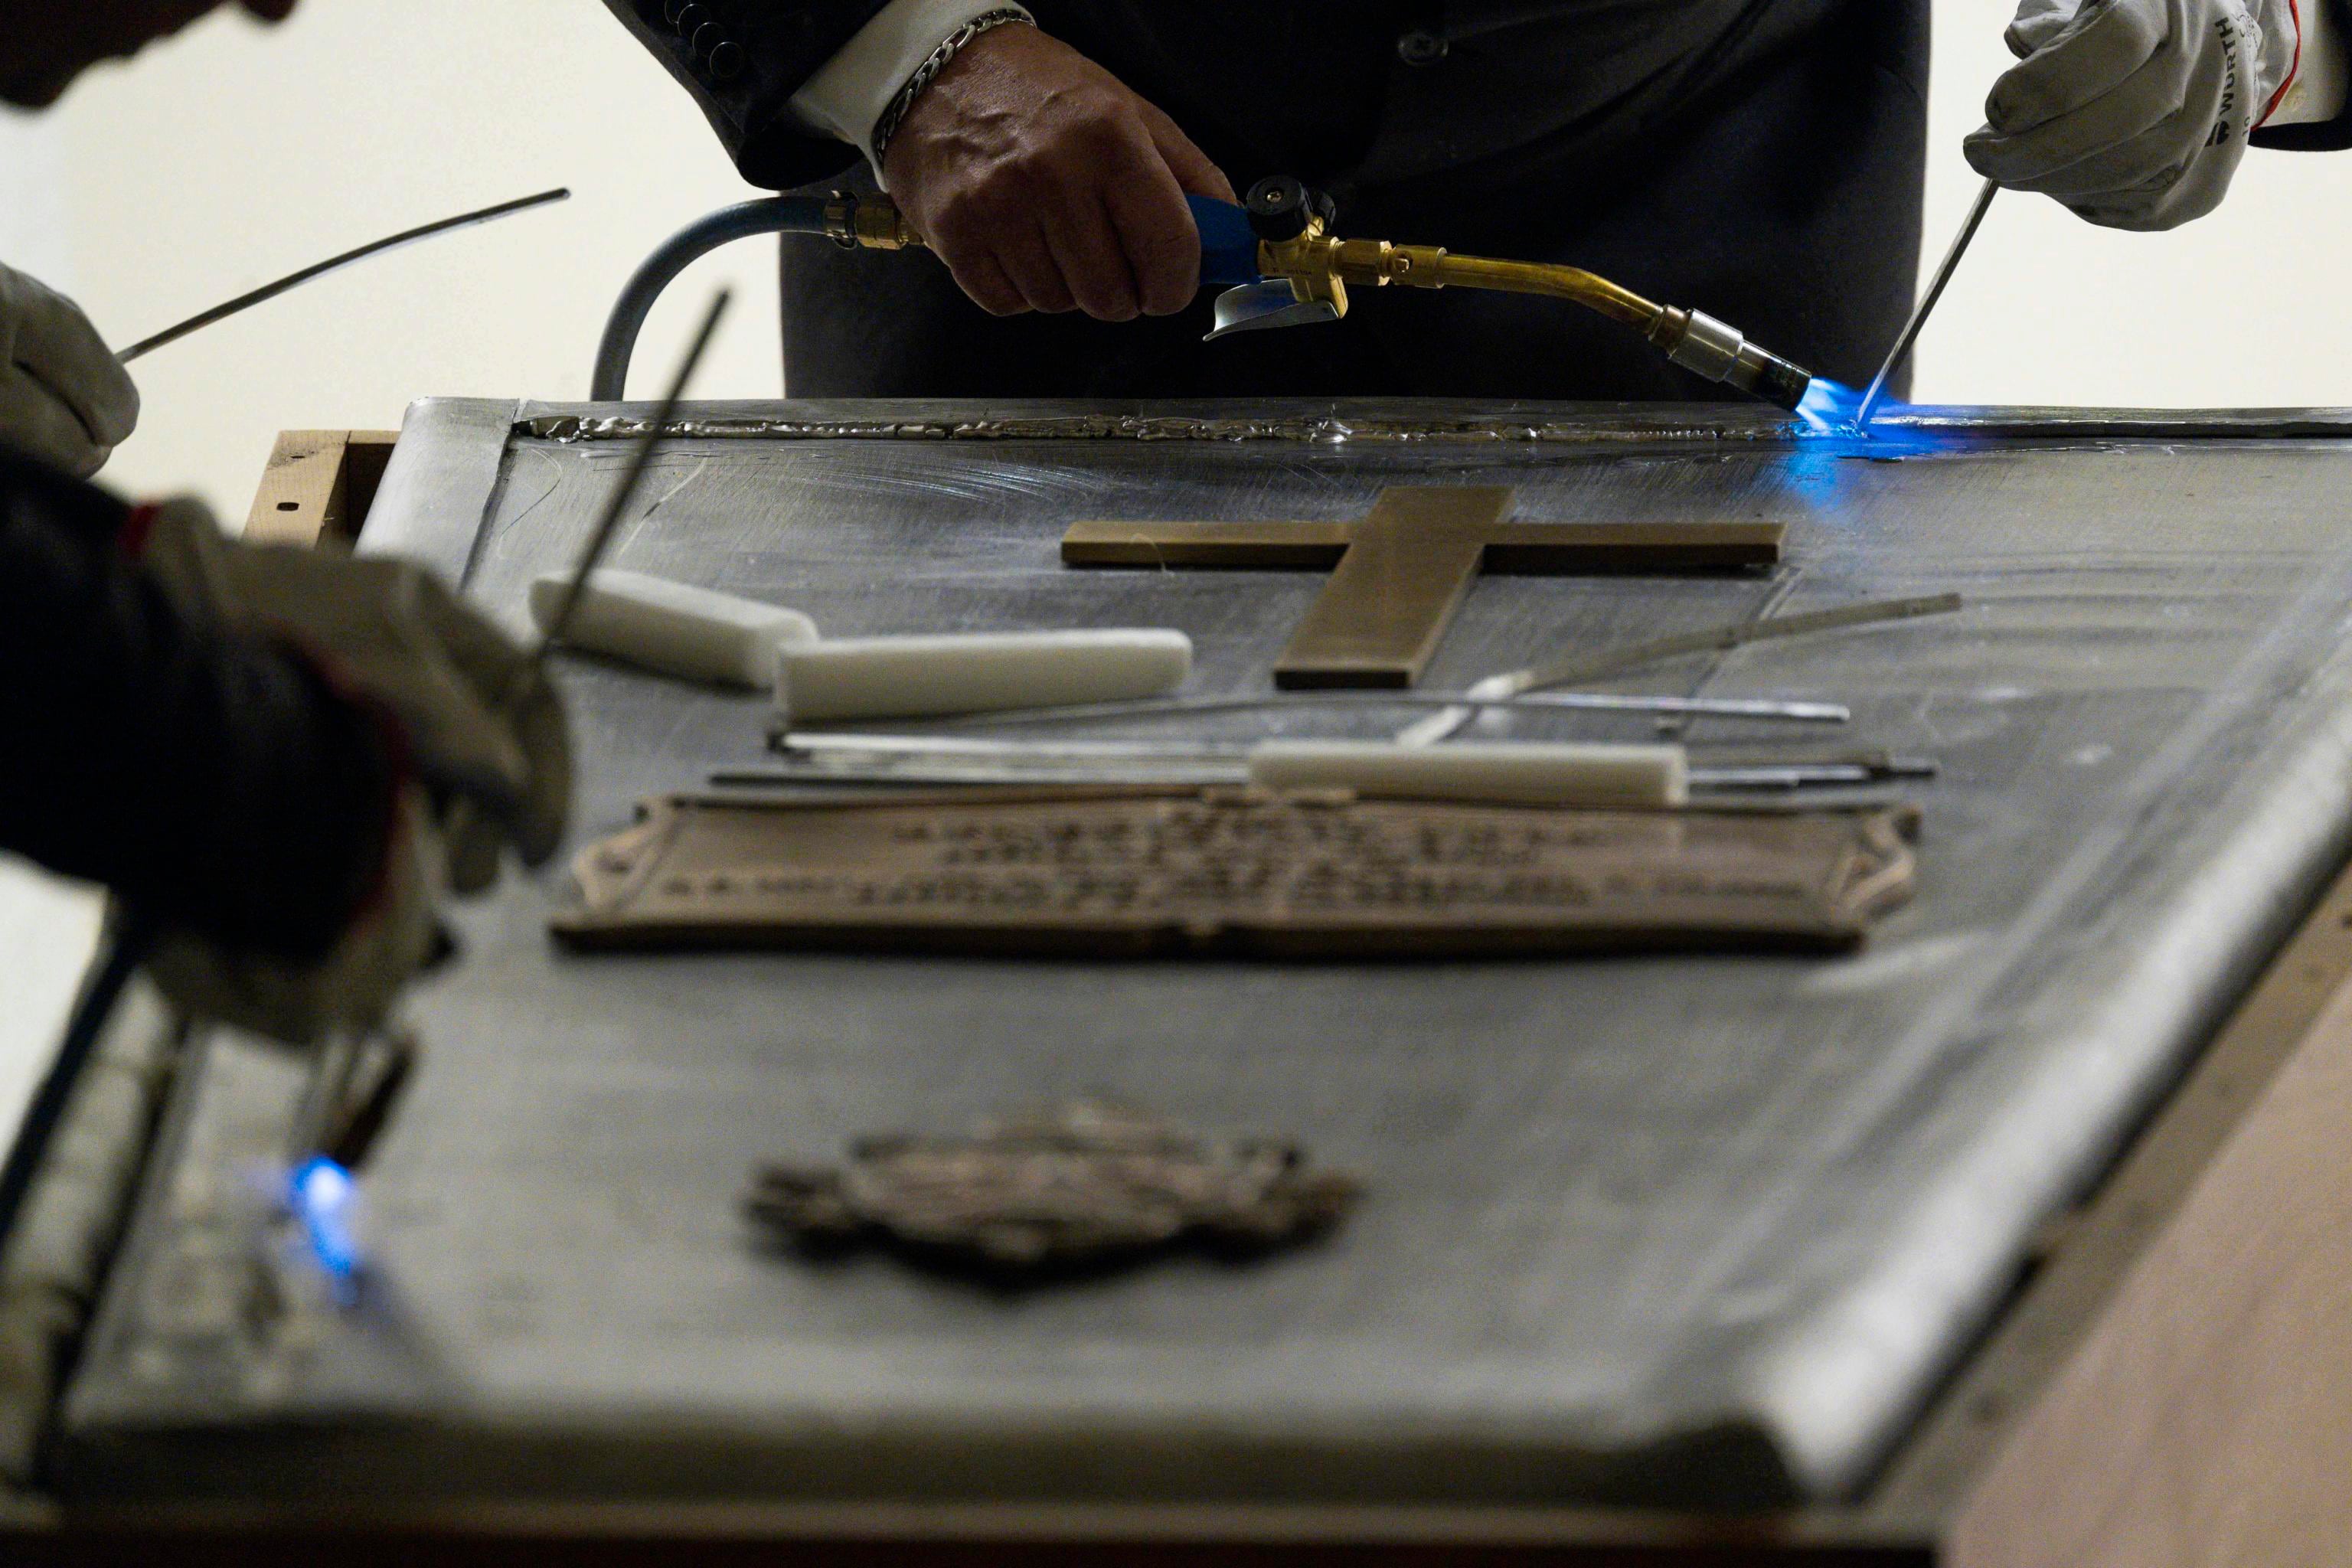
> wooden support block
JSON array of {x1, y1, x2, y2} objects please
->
[
  {"x1": 1858, "y1": 851, "x2": 2352, "y2": 1557},
  {"x1": 243, "y1": 429, "x2": 399, "y2": 550},
  {"x1": 1948, "y1": 969, "x2": 2352, "y2": 1567},
  {"x1": 1063, "y1": 487, "x2": 1782, "y2": 690}
]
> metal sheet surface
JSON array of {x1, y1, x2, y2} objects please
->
[{"x1": 57, "y1": 398, "x2": 2352, "y2": 1506}]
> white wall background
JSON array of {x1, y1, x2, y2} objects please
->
[
  {"x1": 24, "y1": 0, "x2": 786, "y2": 518},
  {"x1": 1926, "y1": 3, "x2": 2352, "y2": 410},
  {"x1": 2, "y1": 0, "x2": 2351, "y2": 1108}
]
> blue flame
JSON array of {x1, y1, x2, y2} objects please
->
[
  {"x1": 1777, "y1": 377, "x2": 1975, "y2": 508},
  {"x1": 1796, "y1": 377, "x2": 1865, "y2": 434},
  {"x1": 289, "y1": 1156, "x2": 361, "y2": 1279},
  {"x1": 1789, "y1": 377, "x2": 1965, "y2": 460}
]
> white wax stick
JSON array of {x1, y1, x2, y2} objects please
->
[
  {"x1": 776, "y1": 630, "x2": 1192, "y2": 723},
  {"x1": 1246, "y1": 740, "x2": 1689, "y2": 808},
  {"x1": 528, "y1": 569, "x2": 817, "y2": 688}
]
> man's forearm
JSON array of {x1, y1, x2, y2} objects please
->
[
  {"x1": 604, "y1": 0, "x2": 1230, "y2": 322},
  {"x1": 786, "y1": 0, "x2": 1034, "y2": 180}
]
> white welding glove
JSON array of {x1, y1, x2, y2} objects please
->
[
  {"x1": 145, "y1": 787, "x2": 449, "y2": 1049},
  {"x1": 1964, "y1": 0, "x2": 2303, "y2": 230},
  {"x1": 132, "y1": 499, "x2": 572, "y2": 1046},
  {"x1": 134, "y1": 500, "x2": 572, "y2": 886},
  {"x1": 0, "y1": 262, "x2": 138, "y2": 477}
]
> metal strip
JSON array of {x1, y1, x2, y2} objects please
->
[
  {"x1": 903, "y1": 691, "x2": 1851, "y2": 730},
  {"x1": 1508, "y1": 594, "x2": 1965, "y2": 697},
  {"x1": 511, "y1": 402, "x2": 2352, "y2": 447}
]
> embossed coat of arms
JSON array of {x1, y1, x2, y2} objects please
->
[{"x1": 746, "y1": 1101, "x2": 1361, "y2": 1279}]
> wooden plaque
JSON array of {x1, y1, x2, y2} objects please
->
[{"x1": 554, "y1": 790, "x2": 1917, "y2": 959}]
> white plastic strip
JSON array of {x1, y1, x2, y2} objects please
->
[
  {"x1": 1246, "y1": 740, "x2": 1690, "y2": 808},
  {"x1": 776, "y1": 629, "x2": 1192, "y2": 722},
  {"x1": 528, "y1": 569, "x2": 817, "y2": 688}
]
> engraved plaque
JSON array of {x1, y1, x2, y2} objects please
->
[{"x1": 555, "y1": 789, "x2": 1917, "y2": 957}]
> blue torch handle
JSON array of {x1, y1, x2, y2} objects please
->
[{"x1": 1191, "y1": 195, "x2": 1265, "y2": 288}]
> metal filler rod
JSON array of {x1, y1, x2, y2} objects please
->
[
  {"x1": 2, "y1": 191, "x2": 591, "y2": 1240},
  {"x1": 407, "y1": 288, "x2": 730, "y2": 915},
  {"x1": 116, "y1": 187, "x2": 572, "y2": 364},
  {"x1": 284, "y1": 288, "x2": 734, "y2": 1183},
  {"x1": 882, "y1": 690, "x2": 1854, "y2": 730},
  {"x1": 533, "y1": 289, "x2": 730, "y2": 669},
  {"x1": 1856, "y1": 178, "x2": 1999, "y2": 430}
]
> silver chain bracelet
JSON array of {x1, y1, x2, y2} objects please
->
[{"x1": 870, "y1": 8, "x2": 1034, "y2": 168}]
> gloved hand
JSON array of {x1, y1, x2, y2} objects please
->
[
  {"x1": 1965, "y1": 0, "x2": 2304, "y2": 230},
  {"x1": 131, "y1": 499, "x2": 570, "y2": 1044},
  {"x1": 0, "y1": 262, "x2": 138, "y2": 477},
  {"x1": 145, "y1": 787, "x2": 449, "y2": 1048}
]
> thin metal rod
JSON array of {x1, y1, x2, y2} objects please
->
[
  {"x1": 1857, "y1": 178, "x2": 1998, "y2": 429},
  {"x1": 785, "y1": 734, "x2": 1258, "y2": 762},
  {"x1": 116, "y1": 188, "x2": 571, "y2": 364},
  {"x1": 815, "y1": 690, "x2": 1851, "y2": 734},
  {"x1": 715, "y1": 757, "x2": 1935, "y2": 792},
  {"x1": 1396, "y1": 594, "x2": 1953, "y2": 750},
  {"x1": 779, "y1": 733, "x2": 1922, "y2": 772},
  {"x1": 726, "y1": 764, "x2": 1248, "y2": 790},
  {"x1": 1694, "y1": 758, "x2": 1939, "y2": 789},
  {"x1": 1508, "y1": 592, "x2": 1964, "y2": 695},
  {"x1": 289, "y1": 293, "x2": 732, "y2": 1175},
  {"x1": 532, "y1": 289, "x2": 730, "y2": 674}
]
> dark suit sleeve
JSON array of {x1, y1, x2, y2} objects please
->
[
  {"x1": 2252, "y1": 116, "x2": 2352, "y2": 151},
  {"x1": 0, "y1": 449, "x2": 394, "y2": 960},
  {"x1": 601, "y1": 0, "x2": 897, "y2": 188},
  {"x1": 2254, "y1": 0, "x2": 2352, "y2": 150}
]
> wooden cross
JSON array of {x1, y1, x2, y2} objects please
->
[{"x1": 1062, "y1": 486, "x2": 1783, "y2": 689}]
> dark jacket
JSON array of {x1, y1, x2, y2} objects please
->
[
  {"x1": 606, "y1": 1, "x2": 1914, "y2": 194},
  {"x1": 606, "y1": 0, "x2": 2352, "y2": 182},
  {"x1": 0, "y1": 448, "x2": 391, "y2": 959},
  {"x1": 605, "y1": 1, "x2": 1932, "y2": 400}
]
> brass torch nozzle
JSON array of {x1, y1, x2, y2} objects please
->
[
  {"x1": 1240, "y1": 178, "x2": 1815, "y2": 411},
  {"x1": 838, "y1": 178, "x2": 1820, "y2": 413},
  {"x1": 1643, "y1": 307, "x2": 1814, "y2": 412}
]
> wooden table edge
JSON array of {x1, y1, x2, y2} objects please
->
[{"x1": 240, "y1": 429, "x2": 399, "y2": 549}]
